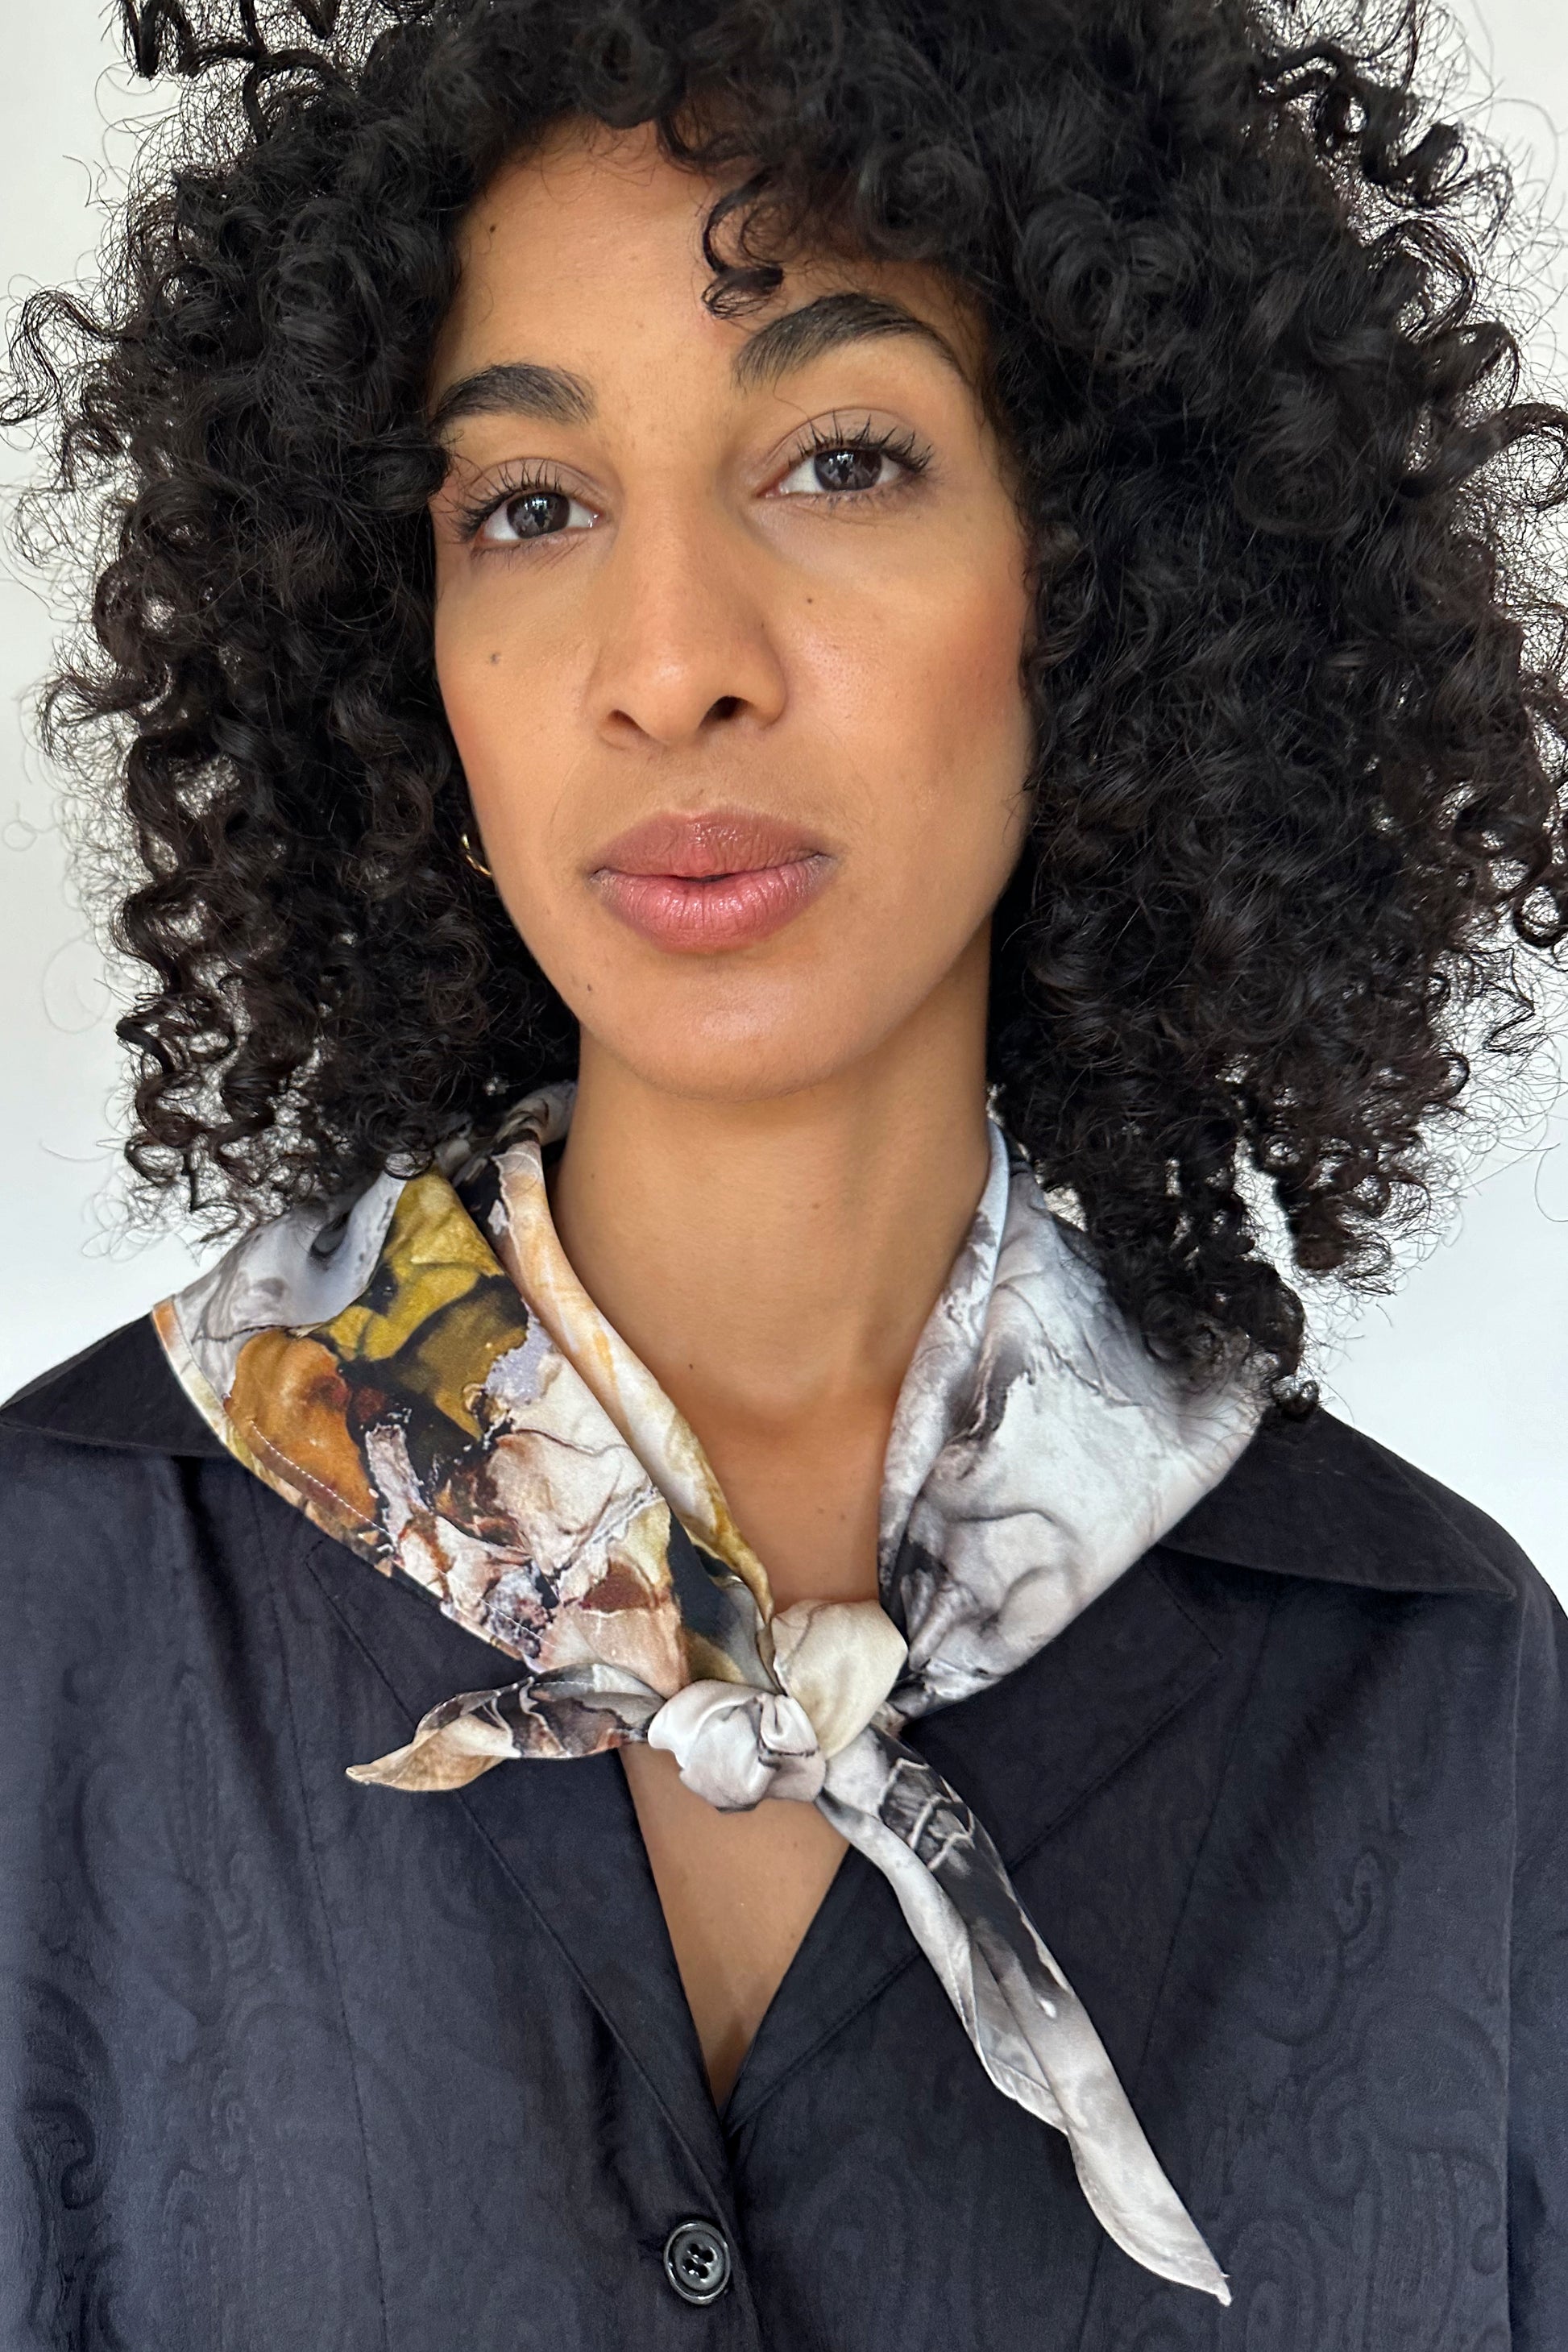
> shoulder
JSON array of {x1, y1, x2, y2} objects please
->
[
  {"x1": 0, "y1": 1325, "x2": 343, "y2": 1940},
  {"x1": 1163, "y1": 1397, "x2": 1549, "y2": 1613},
  {"x1": 1, "y1": 1313, "x2": 225, "y2": 1460},
  {"x1": 0, "y1": 1317, "x2": 248, "y2": 1660},
  {"x1": 1162, "y1": 1408, "x2": 1568, "y2": 1844}
]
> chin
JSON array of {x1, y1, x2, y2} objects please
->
[
  {"x1": 587, "y1": 1028, "x2": 869, "y2": 1108},
  {"x1": 575, "y1": 976, "x2": 908, "y2": 1105}
]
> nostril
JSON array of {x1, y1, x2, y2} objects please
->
[{"x1": 706, "y1": 695, "x2": 742, "y2": 723}]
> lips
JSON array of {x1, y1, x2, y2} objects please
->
[{"x1": 588, "y1": 809, "x2": 835, "y2": 953}]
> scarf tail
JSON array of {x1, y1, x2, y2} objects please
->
[{"x1": 820, "y1": 1730, "x2": 1230, "y2": 2306}]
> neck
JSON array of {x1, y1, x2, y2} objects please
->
[{"x1": 549, "y1": 937, "x2": 993, "y2": 1604}]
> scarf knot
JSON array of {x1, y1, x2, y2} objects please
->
[{"x1": 647, "y1": 1596, "x2": 909, "y2": 1809}]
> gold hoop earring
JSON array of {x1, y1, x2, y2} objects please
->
[{"x1": 460, "y1": 828, "x2": 492, "y2": 881}]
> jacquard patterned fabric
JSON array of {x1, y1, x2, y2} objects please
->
[{"x1": 153, "y1": 1083, "x2": 1260, "y2": 2300}]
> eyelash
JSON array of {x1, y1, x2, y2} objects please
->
[
  {"x1": 451, "y1": 467, "x2": 578, "y2": 544},
  {"x1": 452, "y1": 416, "x2": 933, "y2": 546},
  {"x1": 782, "y1": 415, "x2": 933, "y2": 497}
]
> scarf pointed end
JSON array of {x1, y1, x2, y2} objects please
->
[
  {"x1": 1186, "y1": 2251, "x2": 1232, "y2": 2306},
  {"x1": 1114, "y1": 2223, "x2": 1230, "y2": 2306},
  {"x1": 346, "y1": 1715, "x2": 517, "y2": 1792},
  {"x1": 1143, "y1": 2236, "x2": 1230, "y2": 2306}
]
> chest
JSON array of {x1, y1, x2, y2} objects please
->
[{"x1": 618, "y1": 1741, "x2": 850, "y2": 2102}]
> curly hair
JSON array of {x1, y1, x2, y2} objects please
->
[{"x1": 7, "y1": 0, "x2": 1568, "y2": 1400}]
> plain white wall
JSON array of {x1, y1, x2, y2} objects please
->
[{"x1": 3, "y1": 3, "x2": 1566, "y2": 1591}]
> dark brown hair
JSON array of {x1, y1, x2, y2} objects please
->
[{"x1": 9, "y1": 0, "x2": 1568, "y2": 1400}]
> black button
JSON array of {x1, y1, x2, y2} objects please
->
[{"x1": 662, "y1": 2218, "x2": 732, "y2": 2306}]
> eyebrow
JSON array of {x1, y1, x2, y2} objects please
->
[
  {"x1": 429, "y1": 289, "x2": 969, "y2": 438},
  {"x1": 429, "y1": 359, "x2": 595, "y2": 434},
  {"x1": 731, "y1": 290, "x2": 970, "y2": 393}
]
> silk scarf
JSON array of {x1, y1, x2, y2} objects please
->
[{"x1": 155, "y1": 1082, "x2": 1260, "y2": 2303}]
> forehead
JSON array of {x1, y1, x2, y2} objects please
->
[{"x1": 429, "y1": 118, "x2": 983, "y2": 400}]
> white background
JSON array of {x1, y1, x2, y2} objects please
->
[{"x1": 3, "y1": 3, "x2": 1566, "y2": 1592}]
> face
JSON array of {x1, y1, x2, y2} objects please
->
[{"x1": 429, "y1": 122, "x2": 1034, "y2": 1105}]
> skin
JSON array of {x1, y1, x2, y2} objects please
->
[{"x1": 429, "y1": 120, "x2": 1034, "y2": 2103}]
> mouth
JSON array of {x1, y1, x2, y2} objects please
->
[{"x1": 587, "y1": 809, "x2": 836, "y2": 954}]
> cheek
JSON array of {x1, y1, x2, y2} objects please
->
[
  {"x1": 432, "y1": 584, "x2": 496, "y2": 773},
  {"x1": 432, "y1": 584, "x2": 575, "y2": 849},
  {"x1": 434, "y1": 584, "x2": 519, "y2": 773},
  {"x1": 928, "y1": 578, "x2": 1031, "y2": 774},
  {"x1": 835, "y1": 551, "x2": 1033, "y2": 848}
]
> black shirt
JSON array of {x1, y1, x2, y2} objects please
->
[{"x1": 2, "y1": 1316, "x2": 1564, "y2": 2349}]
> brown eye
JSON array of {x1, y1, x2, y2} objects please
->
[
  {"x1": 508, "y1": 489, "x2": 570, "y2": 536},
  {"x1": 811, "y1": 446, "x2": 887, "y2": 493},
  {"x1": 774, "y1": 438, "x2": 917, "y2": 500},
  {"x1": 476, "y1": 485, "x2": 596, "y2": 545}
]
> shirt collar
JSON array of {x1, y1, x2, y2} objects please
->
[
  {"x1": 2, "y1": 1310, "x2": 1514, "y2": 1601},
  {"x1": 1159, "y1": 1403, "x2": 1516, "y2": 1597}
]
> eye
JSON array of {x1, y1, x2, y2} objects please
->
[
  {"x1": 774, "y1": 441, "x2": 911, "y2": 499},
  {"x1": 475, "y1": 484, "x2": 597, "y2": 545}
]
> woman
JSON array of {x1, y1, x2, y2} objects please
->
[{"x1": 2, "y1": 0, "x2": 1566, "y2": 2342}]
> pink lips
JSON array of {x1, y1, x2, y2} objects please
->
[{"x1": 588, "y1": 810, "x2": 834, "y2": 953}]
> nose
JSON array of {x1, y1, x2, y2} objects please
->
[{"x1": 585, "y1": 500, "x2": 789, "y2": 750}]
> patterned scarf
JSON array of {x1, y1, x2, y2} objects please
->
[{"x1": 155, "y1": 1083, "x2": 1259, "y2": 2304}]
